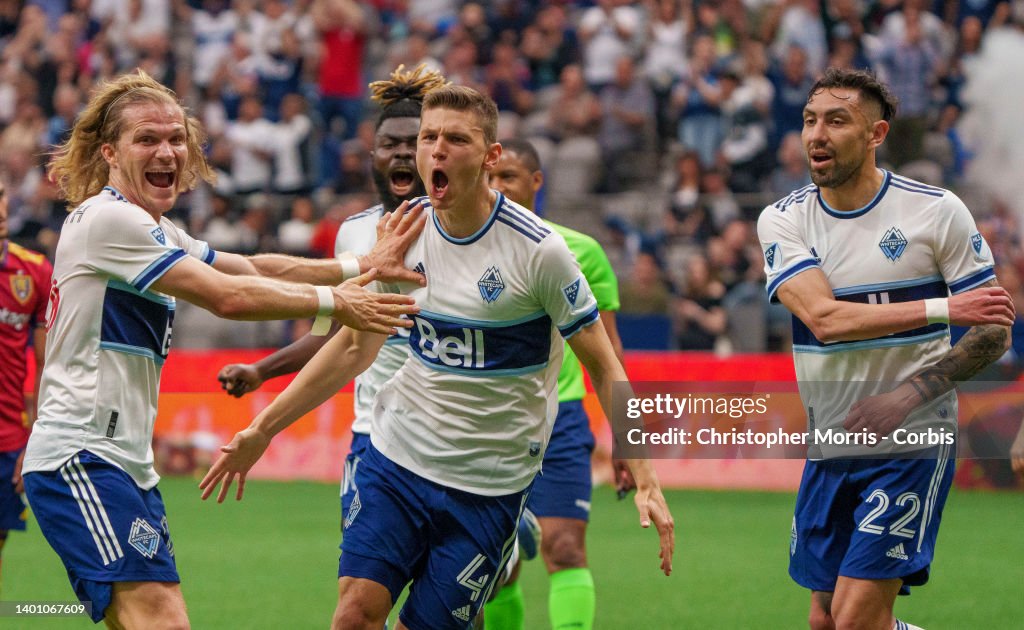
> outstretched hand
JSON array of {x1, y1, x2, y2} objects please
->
[
  {"x1": 217, "y1": 363, "x2": 264, "y2": 398},
  {"x1": 333, "y1": 268, "x2": 419, "y2": 335},
  {"x1": 362, "y1": 200, "x2": 428, "y2": 286},
  {"x1": 199, "y1": 428, "x2": 272, "y2": 503},
  {"x1": 634, "y1": 484, "x2": 675, "y2": 576}
]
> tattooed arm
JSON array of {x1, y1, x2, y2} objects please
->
[{"x1": 843, "y1": 279, "x2": 1013, "y2": 437}]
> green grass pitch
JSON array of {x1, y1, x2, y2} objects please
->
[{"x1": 5, "y1": 478, "x2": 1022, "y2": 628}]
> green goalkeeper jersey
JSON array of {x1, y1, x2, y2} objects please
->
[{"x1": 547, "y1": 221, "x2": 620, "y2": 402}]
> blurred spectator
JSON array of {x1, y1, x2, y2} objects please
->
[
  {"x1": 619, "y1": 251, "x2": 672, "y2": 316},
  {"x1": 644, "y1": 0, "x2": 691, "y2": 145},
  {"x1": 718, "y1": 66, "x2": 772, "y2": 193},
  {"x1": 528, "y1": 63, "x2": 602, "y2": 195},
  {"x1": 597, "y1": 56, "x2": 655, "y2": 192},
  {"x1": 484, "y1": 41, "x2": 534, "y2": 135},
  {"x1": 277, "y1": 196, "x2": 316, "y2": 255},
  {"x1": 272, "y1": 92, "x2": 313, "y2": 196},
  {"x1": 673, "y1": 253, "x2": 727, "y2": 350},
  {"x1": 519, "y1": 4, "x2": 578, "y2": 90},
  {"x1": 665, "y1": 150, "x2": 713, "y2": 242},
  {"x1": 764, "y1": 0, "x2": 827, "y2": 74},
  {"x1": 45, "y1": 82, "x2": 81, "y2": 147},
  {"x1": 198, "y1": 192, "x2": 242, "y2": 252},
  {"x1": 672, "y1": 33, "x2": 723, "y2": 167},
  {"x1": 190, "y1": 0, "x2": 239, "y2": 89},
  {"x1": 225, "y1": 95, "x2": 275, "y2": 195},
  {"x1": 313, "y1": 0, "x2": 369, "y2": 140},
  {"x1": 309, "y1": 194, "x2": 368, "y2": 258},
  {"x1": 700, "y1": 167, "x2": 741, "y2": 233},
  {"x1": 877, "y1": 6, "x2": 941, "y2": 168},
  {"x1": 578, "y1": 0, "x2": 641, "y2": 92},
  {"x1": 768, "y1": 44, "x2": 814, "y2": 151},
  {"x1": 767, "y1": 131, "x2": 812, "y2": 196}
]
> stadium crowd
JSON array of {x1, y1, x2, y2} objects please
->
[{"x1": 2, "y1": 0, "x2": 1023, "y2": 351}]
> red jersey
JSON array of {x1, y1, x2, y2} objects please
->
[
  {"x1": 317, "y1": 27, "x2": 366, "y2": 98},
  {"x1": 0, "y1": 241, "x2": 52, "y2": 451}
]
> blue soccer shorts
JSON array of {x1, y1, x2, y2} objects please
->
[
  {"x1": 526, "y1": 400, "x2": 595, "y2": 522},
  {"x1": 340, "y1": 432, "x2": 371, "y2": 525},
  {"x1": 23, "y1": 451, "x2": 179, "y2": 623},
  {"x1": 0, "y1": 449, "x2": 27, "y2": 531},
  {"x1": 338, "y1": 441, "x2": 529, "y2": 630},
  {"x1": 789, "y1": 444, "x2": 956, "y2": 595}
]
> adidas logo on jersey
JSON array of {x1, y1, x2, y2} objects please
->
[
  {"x1": 886, "y1": 543, "x2": 909, "y2": 561},
  {"x1": 451, "y1": 605, "x2": 472, "y2": 622}
]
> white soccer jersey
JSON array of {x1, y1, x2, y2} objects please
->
[
  {"x1": 334, "y1": 205, "x2": 410, "y2": 436},
  {"x1": 24, "y1": 187, "x2": 216, "y2": 489},
  {"x1": 757, "y1": 172, "x2": 996, "y2": 456},
  {"x1": 371, "y1": 193, "x2": 599, "y2": 496}
]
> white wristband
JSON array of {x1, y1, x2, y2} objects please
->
[
  {"x1": 338, "y1": 252, "x2": 361, "y2": 281},
  {"x1": 924, "y1": 298, "x2": 949, "y2": 325},
  {"x1": 311, "y1": 286, "x2": 334, "y2": 336},
  {"x1": 314, "y1": 285, "x2": 334, "y2": 316}
]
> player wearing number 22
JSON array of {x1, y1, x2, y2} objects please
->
[{"x1": 757, "y1": 68, "x2": 1015, "y2": 630}]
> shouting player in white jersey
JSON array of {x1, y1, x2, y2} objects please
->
[
  {"x1": 757, "y1": 68, "x2": 1015, "y2": 630},
  {"x1": 200, "y1": 85, "x2": 674, "y2": 630},
  {"x1": 21, "y1": 70, "x2": 421, "y2": 629},
  {"x1": 215, "y1": 62, "x2": 448, "y2": 575}
]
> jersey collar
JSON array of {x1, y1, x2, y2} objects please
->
[{"x1": 817, "y1": 170, "x2": 891, "y2": 220}]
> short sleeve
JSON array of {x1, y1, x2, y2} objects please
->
[
  {"x1": 86, "y1": 203, "x2": 190, "y2": 292},
  {"x1": 935, "y1": 193, "x2": 996, "y2": 294},
  {"x1": 162, "y1": 218, "x2": 216, "y2": 265},
  {"x1": 532, "y1": 233, "x2": 599, "y2": 339},
  {"x1": 757, "y1": 204, "x2": 820, "y2": 303}
]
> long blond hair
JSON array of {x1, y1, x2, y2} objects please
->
[{"x1": 49, "y1": 70, "x2": 215, "y2": 208}]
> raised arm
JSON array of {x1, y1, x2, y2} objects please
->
[
  {"x1": 200, "y1": 326, "x2": 387, "y2": 502},
  {"x1": 213, "y1": 200, "x2": 427, "y2": 286},
  {"x1": 153, "y1": 258, "x2": 415, "y2": 335},
  {"x1": 567, "y1": 320, "x2": 674, "y2": 576},
  {"x1": 776, "y1": 267, "x2": 1013, "y2": 343}
]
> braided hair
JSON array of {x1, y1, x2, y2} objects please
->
[{"x1": 368, "y1": 64, "x2": 449, "y2": 128}]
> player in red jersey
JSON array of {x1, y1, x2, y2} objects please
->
[{"x1": 0, "y1": 178, "x2": 52, "y2": 588}]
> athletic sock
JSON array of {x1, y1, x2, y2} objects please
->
[
  {"x1": 483, "y1": 582, "x2": 524, "y2": 630},
  {"x1": 893, "y1": 619, "x2": 925, "y2": 630},
  {"x1": 549, "y1": 567, "x2": 595, "y2": 630}
]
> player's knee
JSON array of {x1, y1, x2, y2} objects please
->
[
  {"x1": 541, "y1": 527, "x2": 586, "y2": 572},
  {"x1": 331, "y1": 600, "x2": 383, "y2": 630}
]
